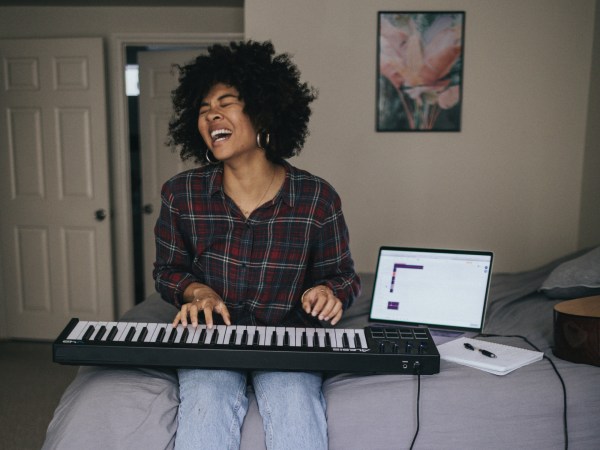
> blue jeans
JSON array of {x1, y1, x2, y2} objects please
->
[{"x1": 174, "y1": 369, "x2": 328, "y2": 450}]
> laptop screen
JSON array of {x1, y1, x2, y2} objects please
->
[{"x1": 368, "y1": 247, "x2": 493, "y2": 332}]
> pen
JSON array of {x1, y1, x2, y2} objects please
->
[{"x1": 464, "y1": 342, "x2": 497, "y2": 358}]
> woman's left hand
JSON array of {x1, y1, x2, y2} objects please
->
[{"x1": 301, "y1": 286, "x2": 344, "y2": 326}]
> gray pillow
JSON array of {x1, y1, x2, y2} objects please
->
[{"x1": 540, "y1": 246, "x2": 600, "y2": 299}]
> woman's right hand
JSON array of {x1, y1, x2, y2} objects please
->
[{"x1": 173, "y1": 284, "x2": 231, "y2": 329}]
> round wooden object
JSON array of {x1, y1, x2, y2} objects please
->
[{"x1": 553, "y1": 296, "x2": 600, "y2": 366}]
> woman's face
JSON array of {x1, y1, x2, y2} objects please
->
[{"x1": 198, "y1": 83, "x2": 259, "y2": 163}]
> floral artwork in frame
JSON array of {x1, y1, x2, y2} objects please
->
[{"x1": 377, "y1": 11, "x2": 465, "y2": 132}]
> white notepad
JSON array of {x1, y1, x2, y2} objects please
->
[{"x1": 438, "y1": 337, "x2": 544, "y2": 375}]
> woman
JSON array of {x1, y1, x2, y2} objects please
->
[{"x1": 154, "y1": 40, "x2": 360, "y2": 450}]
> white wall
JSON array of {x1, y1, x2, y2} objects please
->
[{"x1": 246, "y1": 0, "x2": 597, "y2": 273}]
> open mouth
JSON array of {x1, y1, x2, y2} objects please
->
[{"x1": 210, "y1": 128, "x2": 232, "y2": 143}]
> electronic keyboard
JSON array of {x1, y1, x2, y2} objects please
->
[{"x1": 53, "y1": 319, "x2": 440, "y2": 375}]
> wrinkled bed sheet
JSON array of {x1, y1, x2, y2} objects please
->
[{"x1": 43, "y1": 251, "x2": 600, "y2": 449}]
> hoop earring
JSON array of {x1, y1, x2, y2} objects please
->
[
  {"x1": 256, "y1": 130, "x2": 270, "y2": 150},
  {"x1": 205, "y1": 150, "x2": 219, "y2": 165}
]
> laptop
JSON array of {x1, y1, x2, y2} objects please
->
[{"x1": 368, "y1": 246, "x2": 493, "y2": 337}]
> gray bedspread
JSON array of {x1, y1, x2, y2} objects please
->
[{"x1": 43, "y1": 251, "x2": 600, "y2": 449}]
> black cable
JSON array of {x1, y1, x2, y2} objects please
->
[
  {"x1": 478, "y1": 333, "x2": 568, "y2": 450},
  {"x1": 409, "y1": 363, "x2": 421, "y2": 450}
]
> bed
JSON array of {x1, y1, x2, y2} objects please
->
[{"x1": 43, "y1": 247, "x2": 600, "y2": 449}]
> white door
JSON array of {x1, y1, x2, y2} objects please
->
[
  {"x1": 0, "y1": 38, "x2": 114, "y2": 340},
  {"x1": 138, "y1": 49, "x2": 204, "y2": 296}
]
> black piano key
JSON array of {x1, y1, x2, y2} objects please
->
[
  {"x1": 210, "y1": 329, "x2": 219, "y2": 344},
  {"x1": 168, "y1": 327, "x2": 177, "y2": 344},
  {"x1": 95, "y1": 325, "x2": 107, "y2": 341},
  {"x1": 241, "y1": 329, "x2": 248, "y2": 345},
  {"x1": 180, "y1": 327, "x2": 189, "y2": 344},
  {"x1": 125, "y1": 326, "x2": 136, "y2": 342},
  {"x1": 156, "y1": 327, "x2": 166, "y2": 343},
  {"x1": 283, "y1": 331, "x2": 290, "y2": 347},
  {"x1": 82, "y1": 325, "x2": 95, "y2": 341},
  {"x1": 353, "y1": 333, "x2": 361, "y2": 348},
  {"x1": 301, "y1": 331, "x2": 308, "y2": 347},
  {"x1": 325, "y1": 332, "x2": 332, "y2": 348},
  {"x1": 270, "y1": 330, "x2": 278, "y2": 346},
  {"x1": 137, "y1": 327, "x2": 148, "y2": 342},
  {"x1": 199, "y1": 329, "x2": 207, "y2": 344},
  {"x1": 313, "y1": 332, "x2": 320, "y2": 348},
  {"x1": 342, "y1": 332, "x2": 349, "y2": 349},
  {"x1": 253, "y1": 330, "x2": 260, "y2": 346},
  {"x1": 106, "y1": 326, "x2": 118, "y2": 342},
  {"x1": 229, "y1": 330, "x2": 237, "y2": 345}
]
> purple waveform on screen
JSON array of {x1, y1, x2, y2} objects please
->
[{"x1": 390, "y1": 263, "x2": 424, "y2": 293}]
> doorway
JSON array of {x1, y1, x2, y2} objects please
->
[{"x1": 125, "y1": 45, "x2": 206, "y2": 304}]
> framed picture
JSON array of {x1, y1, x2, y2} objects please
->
[{"x1": 377, "y1": 11, "x2": 465, "y2": 132}]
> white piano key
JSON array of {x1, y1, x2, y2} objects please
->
[
  {"x1": 102, "y1": 322, "x2": 119, "y2": 341},
  {"x1": 67, "y1": 320, "x2": 90, "y2": 340},
  {"x1": 335, "y1": 329, "x2": 352, "y2": 349},
  {"x1": 89, "y1": 322, "x2": 108, "y2": 341},
  {"x1": 324, "y1": 329, "x2": 337, "y2": 347},
  {"x1": 190, "y1": 325, "x2": 206, "y2": 344},
  {"x1": 143, "y1": 323, "x2": 159, "y2": 342},
  {"x1": 172, "y1": 325, "x2": 185, "y2": 343},
  {"x1": 285, "y1": 327, "x2": 297, "y2": 346},
  {"x1": 355, "y1": 329, "x2": 368, "y2": 350},
  {"x1": 242, "y1": 326, "x2": 255, "y2": 345},
  {"x1": 255, "y1": 326, "x2": 266, "y2": 345},
  {"x1": 295, "y1": 328, "x2": 305, "y2": 347},
  {"x1": 233, "y1": 325, "x2": 247, "y2": 345},
  {"x1": 131, "y1": 323, "x2": 147, "y2": 342},
  {"x1": 223, "y1": 326, "x2": 235, "y2": 345},
  {"x1": 149, "y1": 323, "x2": 167, "y2": 342},
  {"x1": 113, "y1": 322, "x2": 131, "y2": 341},
  {"x1": 216, "y1": 325, "x2": 227, "y2": 345}
]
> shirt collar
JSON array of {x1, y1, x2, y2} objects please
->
[{"x1": 207, "y1": 161, "x2": 295, "y2": 208}]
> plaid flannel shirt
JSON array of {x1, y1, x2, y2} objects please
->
[{"x1": 153, "y1": 161, "x2": 360, "y2": 326}]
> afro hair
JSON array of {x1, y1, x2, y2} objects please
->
[{"x1": 167, "y1": 40, "x2": 318, "y2": 164}]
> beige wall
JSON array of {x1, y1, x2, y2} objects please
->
[
  {"x1": 246, "y1": 0, "x2": 598, "y2": 273},
  {"x1": 0, "y1": 6, "x2": 242, "y2": 37},
  {"x1": 580, "y1": 2, "x2": 600, "y2": 249}
]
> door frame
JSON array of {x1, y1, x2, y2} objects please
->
[{"x1": 108, "y1": 33, "x2": 243, "y2": 317}]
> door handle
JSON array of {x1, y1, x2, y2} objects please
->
[
  {"x1": 143, "y1": 204, "x2": 154, "y2": 214},
  {"x1": 95, "y1": 209, "x2": 107, "y2": 221}
]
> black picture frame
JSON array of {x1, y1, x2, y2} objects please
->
[{"x1": 376, "y1": 11, "x2": 465, "y2": 132}]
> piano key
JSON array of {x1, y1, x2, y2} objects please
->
[
  {"x1": 94, "y1": 324, "x2": 107, "y2": 341},
  {"x1": 82, "y1": 324, "x2": 95, "y2": 341},
  {"x1": 113, "y1": 322, "x2": 131, "y2": 342},
  {"x1": 66, "y1": 320, "x2": 89, "y2": 340},
  {"x1": 106, "y1": 325, "x2": 118, "y2": 341},
  {"x1": 131, "y1": 323, "x2": 147, "y2": 342},
  {"x1": 143, "y1": 323, "x2": 159, "y2": 342},
  {"x1": 137, "y1": 326, "x2": 148, "y2": 343},
  {"x1": 125, "y1": 326, "x2": 136, "y2": 343},
  {"x1": 286, "y1": 327, "x2": 297, "y2": 346},
  {"x1": 255, "y1": 326, "x2": 266, "y2": 346}
]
